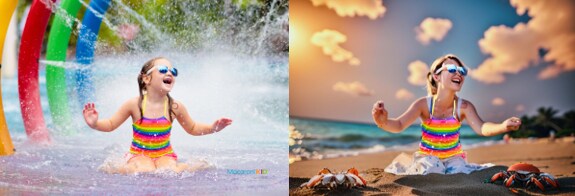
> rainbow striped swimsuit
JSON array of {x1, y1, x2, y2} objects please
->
[
  {"x1": 129, "y1": 96, "x2": 177, "y2": 159},
  {"x1": 418, "y1": 96, "x2": 463, "y2": 159}
]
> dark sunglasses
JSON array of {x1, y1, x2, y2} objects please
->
[
  {"x1": 434, "y1": 64, "x2": 467, "y2": 76},
  {"x1": 146, "y1": 65, "x2": 178, "y2": 77}
]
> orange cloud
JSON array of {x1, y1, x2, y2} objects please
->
[
  {"x1": 415, "y1": 18, "x2": 453, "y2": 45},
  {"x1": 407, "y1": 60, "x2": 429, "y2": 86},
  {"x1": 472, "y1": 0, "x2": 575, "y2": 83},
  {"x1": 395, "y1": 88, "x2": 414, "y2": 101},
  {"x1": 311, "y1": 29, "x2": 360, "y2": 66},
  {"x1": 310, "y1": 0, "x2": 386, "y2": 20},
  {"x1": 515, "y1": 104, "x2": 525, "y2": 112},
  {"x1": 333, "y1": 81, "x2": 374, "y2": 96},
  {"x1": 492, "y1": 97, "x2": 506, "y2": 106},
  {"x1": 471, "y1": 24, "x2": 540, "y2": 83}
]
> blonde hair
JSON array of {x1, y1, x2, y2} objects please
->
[
  {"x1": 137, "y1": 57, "x2": 177, "y2": 122},
  {"x1": 426, "y1": 54, "x2": 466, "y2": 96}
]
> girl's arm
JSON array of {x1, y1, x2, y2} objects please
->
[
  {"x1": 174, "y1": 101, "x2": 232, "y2": 136},
  {"x1": 83, "y1": 98, "x2": 133, "y2": 132},
  {"x1": 372, "y1": 98, "x2": 424, "y2": 133},
  {"x1": 461, "y1": 100, "x2": 521, "y2": 136}
]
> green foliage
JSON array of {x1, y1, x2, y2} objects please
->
[
  {"x1": 98, "y1": 22, "x2": 122, "y2": 49},
  {"x1": 17, "y1": 0, "x2": 288, "y2": 53},
  {"x1": 104, "y1": 0, "x2": 288, "y2": 52},
  {"x1": 16, "y1": 0, "x2": 31, "y2": 20},
  {"x1": 510, "y1": 107, "x2": 575, "y2": 138}
]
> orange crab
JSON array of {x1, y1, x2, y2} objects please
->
[
  {"x1": 300, "y1": 167, "x2": 367, "y2": 189},
  {"x1": 490, "y1": 163, "x2": 559, "y2": 191}
]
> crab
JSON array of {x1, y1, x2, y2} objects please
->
[
  {"x1": 300, "y1": 167, "x2": 367, "y2": 189},
  {"x1": 489, "y1": 162, "x2": 559, "y2": 191}
]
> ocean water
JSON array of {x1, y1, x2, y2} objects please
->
[
  {"x1": 0, "y1": 53, "x2": 288, "y2": 194},
  {"x1": 289, "y1": 117, "x2": 502, "y2": 163}
]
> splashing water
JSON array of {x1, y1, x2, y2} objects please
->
[
  {"x1": 1, "y1": 51, "x2": 288, "y2": 194},
  {"x1": 1, "y1": 0, "x2": 288, "y2": 193}
]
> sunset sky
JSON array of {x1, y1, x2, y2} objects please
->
[{"x1": 290, "y1": 0, "x2": 575, "y2": 124}]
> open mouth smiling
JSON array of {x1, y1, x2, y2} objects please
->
[
  {"x1": 163, "y1": 77, "x2": 173, "y2": 85},
  {"x1": 451, "y1": 78, "x2": 461, "y2": 84}
]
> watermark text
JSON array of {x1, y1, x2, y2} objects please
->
[{"x1": 227, "y1": 169, "x2": 269, "y2": 175}]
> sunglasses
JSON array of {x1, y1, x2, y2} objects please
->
[
  {"x1": 434, "y1": 64, "x2": 467, "y2": 76},
  {"x1": 146, "y1": 65, "x2": 178, "y2": 77}
]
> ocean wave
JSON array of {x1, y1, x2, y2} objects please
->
[
  {"x1": 301, "y1": 133, "x2": 494, "y2": 142},
  {"x1": 289, "y1": 119, "x2": 503, "y2": 164}
]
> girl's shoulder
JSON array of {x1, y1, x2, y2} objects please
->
[
  {"x1": 123, "y1": 96, "x2": 142, "y2": 110},
  {"x1": 416, "y1": 96, "x2": 428, "y2": 103},
  {"x1": 115, "y1": 97, "x2": 141, "y2": 116},
  {"x1": 458, "y1": 98, "x2": 473, "y2": 110},
  {"x1": 411, "y1": 96, "x2": 430, "y2": 112},
  {"x1": 414, "y1": 96, "x2": 429, "y2": 107},
  {"x1": 126, "y1": 96, "x2": 141, "y2": 105}
]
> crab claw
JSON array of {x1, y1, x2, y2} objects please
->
[
  {"x1": 490, "y1": 172, "x2": 507, "y2": 183},
  {"x1": 540, "y1": 173, "x2": 559, "y2": 188},
  {"x1": 300, "y1": 168, "x2": 334, "y2": 188},
  {"x1": 318, "y1": 168, "x2": 332, "y2": 175},
  {"x1": 530, "y1": 177, "x2": 545, "y2": 191},
  {"x1": 347, "y1": 167, "x2": 360, "y2": 176},
  {"x1": 345, "y1": 174, "x2": 357, "y2": 188},
  {"x1": 504, "y1": 175, "x2": 516, "y2": 187},
  {"x1": 348, "y1": 174, "x2": 365, "y2": 186},
  {"x1": 301, "y1": 174, "x2": 324, "y2": 188},
  {"x1": 347, "y1": 168, "x2": 367, "y2": 186}
]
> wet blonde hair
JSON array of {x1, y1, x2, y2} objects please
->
[{"x1": 426, "y1": 54, "x2": 466, "y2": 96}]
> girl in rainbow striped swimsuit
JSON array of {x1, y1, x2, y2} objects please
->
[
  {"x1": 371, "y1": 54, "x2": 521, "y2": 175},
  {"x1": 83, "y1": 57, "x2": 232, "y2": 174}
]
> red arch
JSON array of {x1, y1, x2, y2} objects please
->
[{"x1": 17, "y1": 0, "x2": 55, "y2": 143}]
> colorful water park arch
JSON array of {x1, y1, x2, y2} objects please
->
[
  {"x1": 0, "y1": 0, "x2": 18, "y2": 156},
  {"x1": 0, "y1": 0, "x2": 111, "y2": 155}
]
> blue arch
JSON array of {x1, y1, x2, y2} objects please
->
[{"x1": 75, "y1": 0, "x2": 111, "y2": 104}]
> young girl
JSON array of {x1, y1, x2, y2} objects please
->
[
  {"x1": 83, "y1": 57, "x2": 232, "y2": 174},
  {"x1": 371, "y1": 54, "x2": 521, "y2": 175}
]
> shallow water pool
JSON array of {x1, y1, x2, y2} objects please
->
[{"x1": 0, "y1": 52, "x2": 288, "y2": 194}]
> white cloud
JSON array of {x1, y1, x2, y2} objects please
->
[
  {"x1": 407, "y1": 60, "x2": 429, "y2": 86},
  {"x1": 472, "y1": 0, "x2": 575, "y2": 83},
  {"x1": 492, "y1": 97, "x2": 506, "y2": 106},
  {"x1": 395, "y1": 88, "x2": 414, "y2": 101},
  {"x1": 415, "y1": 18, "x2": 453, "y2": 45},
  {"x1": 310, "y1": 0, "x2": 386, "y2": 20},
  {"x1": 333, "y1": 81, "x2": 373, "y2": 96},
  {"x1": 311, "y1": 29, "x2": 361, "y2": 66}
]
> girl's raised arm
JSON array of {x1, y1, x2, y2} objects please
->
[
  {"x1": 372, "y1": 98, "x2": 424, "y2": 133},
  {"x1": 174, "y1": 101, "x2": 232, "y2": 136},
  {"x1": 461, "y1": 100, "x2": 521, "y2": 136},
  {"x1": 83, "y1": 98, "x2": 134, "y2": 132}
]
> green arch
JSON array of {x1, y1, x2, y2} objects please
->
[{"x1": 45, "y1": 0, "x2": 82, "y2": 132}]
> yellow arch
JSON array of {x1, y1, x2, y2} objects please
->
[{"x1": 0, "y1": 0, "x2": 18, "y2": 156}]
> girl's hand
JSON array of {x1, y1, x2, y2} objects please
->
[
  {"x1": 372, "y1": 100, "x2": 388, "y2": 127},
  {"x1": 212, "y1": 118, "x2": 233, "y2": 132},
  {"x1": 503, "y1": 117, "x2": 521, "y2": 131},
  {"x1": 83, "y1": 103, "x2": 99, "y2": 128}
]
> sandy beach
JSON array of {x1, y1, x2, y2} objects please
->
[{"x1": 290, "y1": 138, "x2": 575, "y2": 195}]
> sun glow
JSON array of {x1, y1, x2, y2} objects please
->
[
  {"x1": 289, "y1": 22, "x2": 299, "y2": 50},
  {"x1": 288, "y1": 18, "x2": 314, "y2": 64}
]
